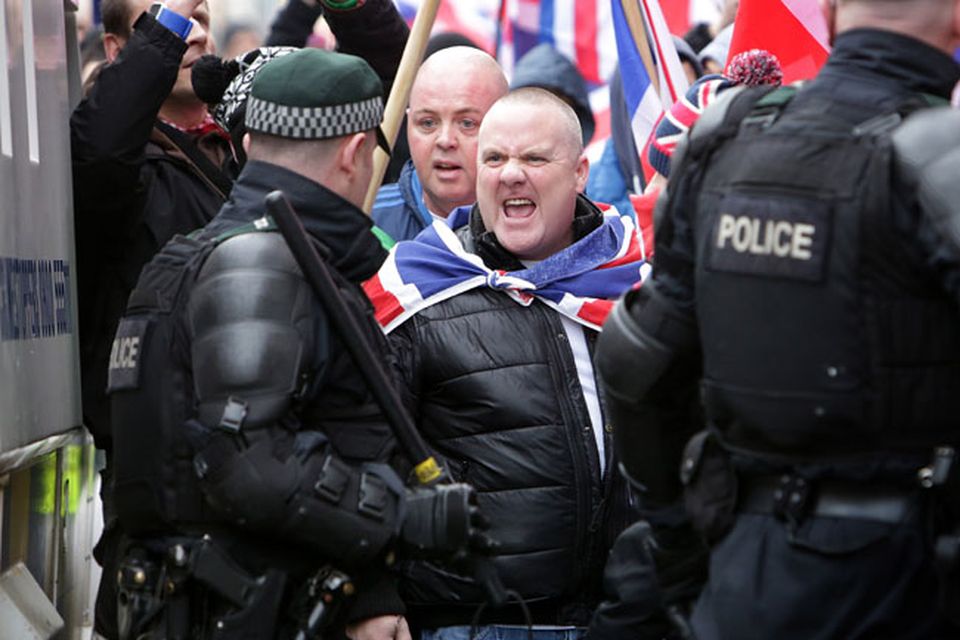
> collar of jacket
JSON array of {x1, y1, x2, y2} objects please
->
[
  {"x1": 824, "y1": 28, "x2": 960, "y2": 100},
  {"x1": 217, "y1": 160, "x2": 387, "y2": 282},
  {"x1": 148, "y1": 124, "x2": 233, "y2": 195},
  {"x1": 464, "y1": 193, "x2": 604, "y2": 271},
  {"x1": 398, "y1": 159, "x2": 433, "y2": 228}
]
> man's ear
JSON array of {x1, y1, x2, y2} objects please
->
[
  {"x1": 103, "y1": 32, "x2": 124, "y2": 64},
  {"x1": 338, "y1": 131, "x2": 369, "y2": 177},
  {"x1": 242, "y1": 132, "x2": 251, "y2": 155},
  {"x1": 574, "y1": 154, "x2": 589, "y2": 193}
]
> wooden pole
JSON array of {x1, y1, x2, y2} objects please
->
[
  {"x1": 363, "y1": 0, "x2": 442, "y2": 214},
  {"x1": 620, "y1": 0, "x2": 660, "y2": 98}
]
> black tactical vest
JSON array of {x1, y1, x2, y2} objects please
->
[
  {"x1": 688, "y1": 88, "x2": 960, "y2": 457},
  {"x1": 108, "y1": 219, "x2": 398, "y2": 537},
  {"x1": 108, "y1": 229, "x2": 216, "y2": 536}
]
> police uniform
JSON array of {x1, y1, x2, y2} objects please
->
[
  {"x1": 108, "y1": 49, "x2": 480, "y2": 639},
  {"x1": 595, "y1": 28, "x2": 960, "y2": 640}
]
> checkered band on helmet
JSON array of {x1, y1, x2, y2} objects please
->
[
  {"x1": 213, "y1": 47, "x2": 298, "y2": 132},
  {"x1": 245, "y1": 95, "x2": 384, "y2": 140}
]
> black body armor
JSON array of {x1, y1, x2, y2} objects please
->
[{"x1": 689, "y1": 88, "x2": 960, "y2": 457}]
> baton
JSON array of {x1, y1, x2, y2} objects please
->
[
  {"x1": 265, "y1": 190, "x2": 441, "y2": 486},
  {"x1": 265, "y1": 190, "x2": 509, "y2": 608}
]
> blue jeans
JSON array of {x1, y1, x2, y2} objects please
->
[{"x1": 420, "y1": 626, "x2": 585, "y2": 640}]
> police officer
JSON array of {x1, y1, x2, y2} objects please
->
[
  {"x1": 108, "y1": 49, "x2": 486, "y2": 640},
  {"x1": 595, "y1": 0, "x2": 960, "y2": 638}
]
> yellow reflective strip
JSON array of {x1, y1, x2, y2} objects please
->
[{"x1": 414, "y1": 457, "x2": 442, "y2": 485}]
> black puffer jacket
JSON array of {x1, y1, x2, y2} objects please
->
[{"x1": 390, "y1": 200, "x2": 636, "y2": 629}]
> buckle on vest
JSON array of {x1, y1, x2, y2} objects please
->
[
  {"x1": 357, "y1": 472, "x2": 388, "y2": 521},
  {"x1": 314, "y1": 456, "x2": 351, "y2": 504},
  {"x1": 218, "y1": 397, "x2": 248, "y2": 433}
]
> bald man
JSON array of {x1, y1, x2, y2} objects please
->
[
  {"x1": 371, "y1": 46, "x2": 508, "y2": 241},
  {"x1": 367, "y1": 87, "x2": 647, "y2": 639}
]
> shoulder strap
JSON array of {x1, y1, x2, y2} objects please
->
[
  {"x1": 210, "y1": 215, "x2": 278, "y2": 244},
  {"x1": 684, "y1": 84, "x2": 787, "y2": 165},
  {"x1": 154, "y1": 120, "x2": 233, "y2": 198}
]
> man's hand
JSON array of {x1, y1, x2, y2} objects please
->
[{"x1": 346, "y1": 615, "x2": 411, "y2": 640}]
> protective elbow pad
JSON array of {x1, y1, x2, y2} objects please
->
[
  {"x1": 187, "y1": 232, "x2": 315, "y2": 430},
  {"x1": 596, "y1": 284, "x2": 697, "y2": 404},
  {"x1": 893, "y1": 108, "x2": 960, "y2": 253},
  {"x1": 596, "y1": 285, "x2": 700, "y2": 506}
]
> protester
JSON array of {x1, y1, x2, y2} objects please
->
[
  {"x1": 365, "y1": 87, "x2": 648, "y2": 639},
  {"x1": 596, "y1": 0, "x2": 960, "y2": 637},
  {"x1": 107, "y1": 48, "x2": 488, "y2": 640},
  {"x1": 371, "y1": 47, "x2": 507, "y2": 241}
]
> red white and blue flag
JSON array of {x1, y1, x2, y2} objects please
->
[
  {"x1": 393, "y1": 0, "x2": 501, "y2": 54},
  {"x1": 364, "y1": 205, "x2": 650, "y2": 334},
  {"x1": 496, "y1": 0, "x2": 619, "y2": 85},
  {"x1": 611, "y1": 0, "x2": 690, "y2": 182}
]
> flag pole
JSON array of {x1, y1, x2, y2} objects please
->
[
  {"x1": 363, "y1": 0, "x2": 442, "y2": 214},
  {"x1": 620, "y1": 0, "x2": 660, "y2": 97}
]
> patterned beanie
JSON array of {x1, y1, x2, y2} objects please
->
[
  {"x1": 647, "y1": 49, "x2": 783, "y2": 178},
  {"x1": 647, "y1": 75, "x2": 736, "y2": 178},
  {"x1": 213, "y1": 47, "x2": 298, "y2": 133}
]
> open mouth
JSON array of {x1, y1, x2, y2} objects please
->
[
  {"x1": 503, "y1": 198, "x2": 536, "y2": 218},
  {"x1": 433, "y1": 161, "x2": 462, "y2": 175}
]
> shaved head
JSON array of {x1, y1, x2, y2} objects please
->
[
  {"x1": 406, "y1": 46, "x2": 508, "y2": 215},
  {"x1": 483, "y1": 87, "x2": 584, "y2": 158},
  {"x1": 412, "y1": 46, "x2": 508, "y2": 98}
]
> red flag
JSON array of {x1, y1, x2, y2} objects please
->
[
  {"x1": 728, "y1": 0, "x2": 830, "y2": 83},
  {"x1": 661, "y1": 0, "x2": 691, "y2": 35}
]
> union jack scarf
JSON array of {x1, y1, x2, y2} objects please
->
[{"x1": 364, "y1": 205, "x2": 651, "y2": 334}]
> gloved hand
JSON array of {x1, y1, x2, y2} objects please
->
[
  {"x1": 399, "y1": 483, "x2": 496, "y2": 563},
  {"x1": 641, "y1": 519, "x2": 708, "y2": 620}
]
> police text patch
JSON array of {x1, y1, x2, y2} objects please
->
[
  {"x1": 107, "y1": 318, "x2": 149, "y2": 392},
  {"x1": 706, "y1": 194, "x2": 830, "y2": 282}
]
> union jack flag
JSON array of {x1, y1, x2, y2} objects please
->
[
  {"x1": 393, "y1": 0, "x2": 500, "y2": 53},
  {"x1": 612, "y1": 0, "x2": 690, "y2": 183},
  {"x1": 364, "y1": 205, "x2": 650, "y2": 334},
  {"x1": 496, "y1": 0, "x2": 619, "y2": 85}
]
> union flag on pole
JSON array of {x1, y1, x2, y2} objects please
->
[
  {"x1": 497, "y1": 0, "x2": 619, "y2": 85},
  {"x1": 728, "y1": 0, "x2": 830, "y2": 83},
  {"x1": 611, "y1": 0, "x2": 690, "y2": 183}
]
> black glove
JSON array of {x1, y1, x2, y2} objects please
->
[
  {"x1": 642, "y1": 519, "x2": 708, "y2": 624},
  {"x1": 400, "y1": 483, "x2": 495, "y2": 562}
]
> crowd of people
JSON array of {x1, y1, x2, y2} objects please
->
[{"x1": 71, "y1": 0, "x2": 960, "y2": 639}]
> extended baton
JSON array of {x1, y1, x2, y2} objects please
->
[{"x1": 265, "y1": 190, "x2": 442, "y2": 485}]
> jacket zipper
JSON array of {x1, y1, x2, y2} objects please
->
[{"x1": 537, "y1": 303, "x2": 597, "y2": 595}]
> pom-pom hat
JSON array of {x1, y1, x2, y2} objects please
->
[{"x1": 246, "y1": 48, "x2": 390, "y2": 153}]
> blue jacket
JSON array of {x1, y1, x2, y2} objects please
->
[{"x1": 371, "y1": 160, "x2": 432, "y2": 242}]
